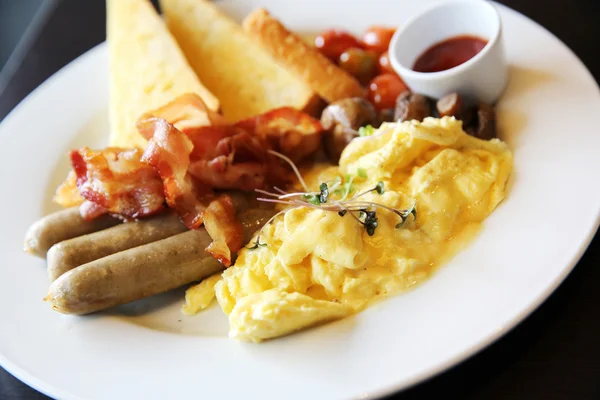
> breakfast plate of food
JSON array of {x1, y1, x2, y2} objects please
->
[{"x1": 1, "y1": 0, "x2": 600, "y2": 399}]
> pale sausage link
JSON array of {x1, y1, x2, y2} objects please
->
[
  {"x1": 23, "y1": 207, "x2": 120, "y2": 258},
  {"x1": 47, "y1": 212, "x2": 188, "y2": 282},
  {"x1": 45, "y1": 208, "x2": 275, "y2": 315}
]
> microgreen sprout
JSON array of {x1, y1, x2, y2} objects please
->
[
  {"x1": 337, "y1": 174, "x2": 356, "y2": 200},
  {"x1": 246, "y1": 207, "x2": 295, "y2": 250},
  {"x1": 319, "y1": 182, "x2": 329, "y2": 203},
  {"x1": 267, "y1": 149, "x2": 309, "y2": 192},
  {"x1": 249, "y1": 151, "x2": 418, "y2": 248},
  {"x1": 246, "y1": 240, "x2": 267, "y2": 250},
  {"x1": 358, "y1": 125, "x2": 376, "y2": 137},
  {"x1": 395, "y1": 203, "x2": 417, "y2": 228},
  {"x1": 375, "y1": 181, "x2": 385, "y2": 195},
  {"x1": 302, "y1": 194, "x2": 322, "y2": 206},
  {"x1": 363, "y1": 210, "x2": 379, "y2": 236}
]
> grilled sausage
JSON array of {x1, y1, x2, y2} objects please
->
[
  {"x1": 25, "y1": 190, "x2": 251, "y2": 262},
  {"x1": 47, "y1": 212, "x2": 188, "y2": 282},
  {"x1": 23, "y1": 207, "x2": 120, "y2": 258},
  {"x1": 45, "y1": 208, "x2": 275, "y2": 315}
]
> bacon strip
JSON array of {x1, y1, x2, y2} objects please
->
[
  {"x1": 185, "y1": 125, "x2": 238, "y2": 160},
  {"x1": 201, "y1": 195, "x2": 244, "y2": 267},
  {"x1": 235, "y1": 106, "x2": 323, "y2": 163},
  {"x1": 79, "y1": 200, "x2": 109, "y2": 220},
  {"x1": 54, "y1": 170, "x2": 84, "y2": 207},
  {"x1": 138, "y1": 116, "x2": 245, "y2": 264},
  {"x1": 70, "y1": 147, "x2": 165, "y2": 220},
  {"x1": 137, "y1": 93, "x2": 227, "y2": 139},
  {"x1": 139, "y1": 117, "x2": 212, "y2": 229},
  {"x1": 186, "y1": 129, "x2": 275, "y2": 190},
  {"x1": 138, "y1": 97, "x2": 291, "y2": 191}
]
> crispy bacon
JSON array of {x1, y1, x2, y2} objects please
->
[
  {"x1": 138, "y1": 96, "x2": 290, "y2": 191},
  {"x1": 70, "y1": 147, "x2": 165, "y2": 220},
  {"x1": 185, "y1": 125, "x2": 239, "y2": 161},
  {"x1": 79, "y1": 200, "x2": 109, "y2": 220},
  {"x1": 187, "y1": 129, "x2": 278, "y2": 190},
  {"x1": 137, "y1": 93, "x2": 227, "y2": 139},
  {"x1": 235, "y1": 106, "x2": 323, "y2": 163},
  {"x1": 138, "y1": 95, "x2": 323, "y2": 163},
  {"x1": 139, "y1": 117, "x2": 212, "y2": 229},
  {"x1": 54, "y1": 170, "x2": 84, "y2": 207},
  {"x1": 137, "y1": 114, "x2": 247, "y2": 264},
  {"x1": 188, "y1": 160, "x2": 267, "y2": 191},
  {"x1": 201, "y1": 195, "x2": 244, "y2": 267},
  {"x1": 138, "y1": 116, "x2": 245, "y2": 263}
]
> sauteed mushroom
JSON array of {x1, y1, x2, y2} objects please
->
[
  {"x1": 321, "y1": 97, "x2": 378, "y2": 162},
  {"x1": 394, "y1": 92, "x2": 432, "y2": 122}
]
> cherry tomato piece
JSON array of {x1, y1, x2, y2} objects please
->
[
  {"x1": 378, "y1": 51, "x2": 395, "y2": 75},
  {"x1": 315, "y1": 29, "x2": 363, "y2": 61},
  {"x1": 338, "y1": 48, "x2": 378, "y2": 84},
  {"x1": 362, "y1": 26, "x2": 397, "y2": 54},
  {"x1": 368, "y1": 73, "x2": 409, "y2": 111}
]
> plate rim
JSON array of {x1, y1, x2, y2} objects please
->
[{"x1": 1, "y1": 2, "x2": 600, "y2": 399}]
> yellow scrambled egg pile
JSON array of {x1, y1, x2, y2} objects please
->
[{"x1": 183, "y1": 117, "x2": 513, "y2": 342}]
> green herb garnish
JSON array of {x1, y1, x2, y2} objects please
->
[
  {"x1": 340, "y1": 174, "x2": 356, "y2": 199},
  {"x1": 303, "y1": 194, "x2": 322, "y2": 206},
  {"x1": 363, "y1": 211, "x2": 379, "y2": 236},
  {"x1": 395, "y1": 203, "x2": 417, "y2": 228},
  {"x1": 358, "y1": 125, "x2": 376, "y2": 137},
  {"x1": 319, "y1": 182, "x2": 329, "y2": 203},
  {"x1": 256, "y1": 150, "x2": 417, "y2": 239},
  {"x1": 247, "y1": 239, "x2": 267, "y2": 250}
]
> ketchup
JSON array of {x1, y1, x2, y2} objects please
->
[{"x1": 413, "y1": 35, "x2": 488, "y2": 73}]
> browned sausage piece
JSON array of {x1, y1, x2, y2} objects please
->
[
  {"x1": 47, "y1": 212, "x2": 188, "y2": 282},
  {"x1": 45, "y1": 208, "x2": 275, "y2": 315},
  {"x1": 23, "y1": 207, "x2": 120, "y2": 258}
]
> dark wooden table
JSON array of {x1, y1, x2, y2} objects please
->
[{"x1": 1, "y1": 0, "x2": 599, "y2": 399}]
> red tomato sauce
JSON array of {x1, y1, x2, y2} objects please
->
[{"x1": 412, "y1": 35, "x2": 488, "y2": 73}]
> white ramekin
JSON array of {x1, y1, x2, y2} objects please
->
[{"x1": 389, "y1": 0, "x2": 508, "y2": 104}]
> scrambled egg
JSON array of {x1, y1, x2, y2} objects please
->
[{"x1": 185, "y1": 117, "x2": 513, "y2": 342}]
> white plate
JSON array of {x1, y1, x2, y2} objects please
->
[{"x1": 1, "y1": 1, "x2": 600, "y2": 399}]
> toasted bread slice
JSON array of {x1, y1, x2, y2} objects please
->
[
  {"x1": 107, "y1": 0, "x2": 219, "y2": 149},
  {"x1": 159, "y1": 0, "x2": 322, "y2": 122},
  {"x1": 243, "y1": 8, "x2": 366, "y2": 104}
]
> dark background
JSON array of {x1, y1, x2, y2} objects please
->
[
  {"x1": 0, "y1": 0, "x2": 44, "y2": 66},
  {"x1": 1, "y1": 0, "x2": 599, "y2": 399}
]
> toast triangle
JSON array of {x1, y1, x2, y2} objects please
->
[
  {"x1": 159, "y1": 0, "x2": 322, "y2": 122},
  {"x1": 107, "y1": 0, "x2": 219, "y2": 148}
]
